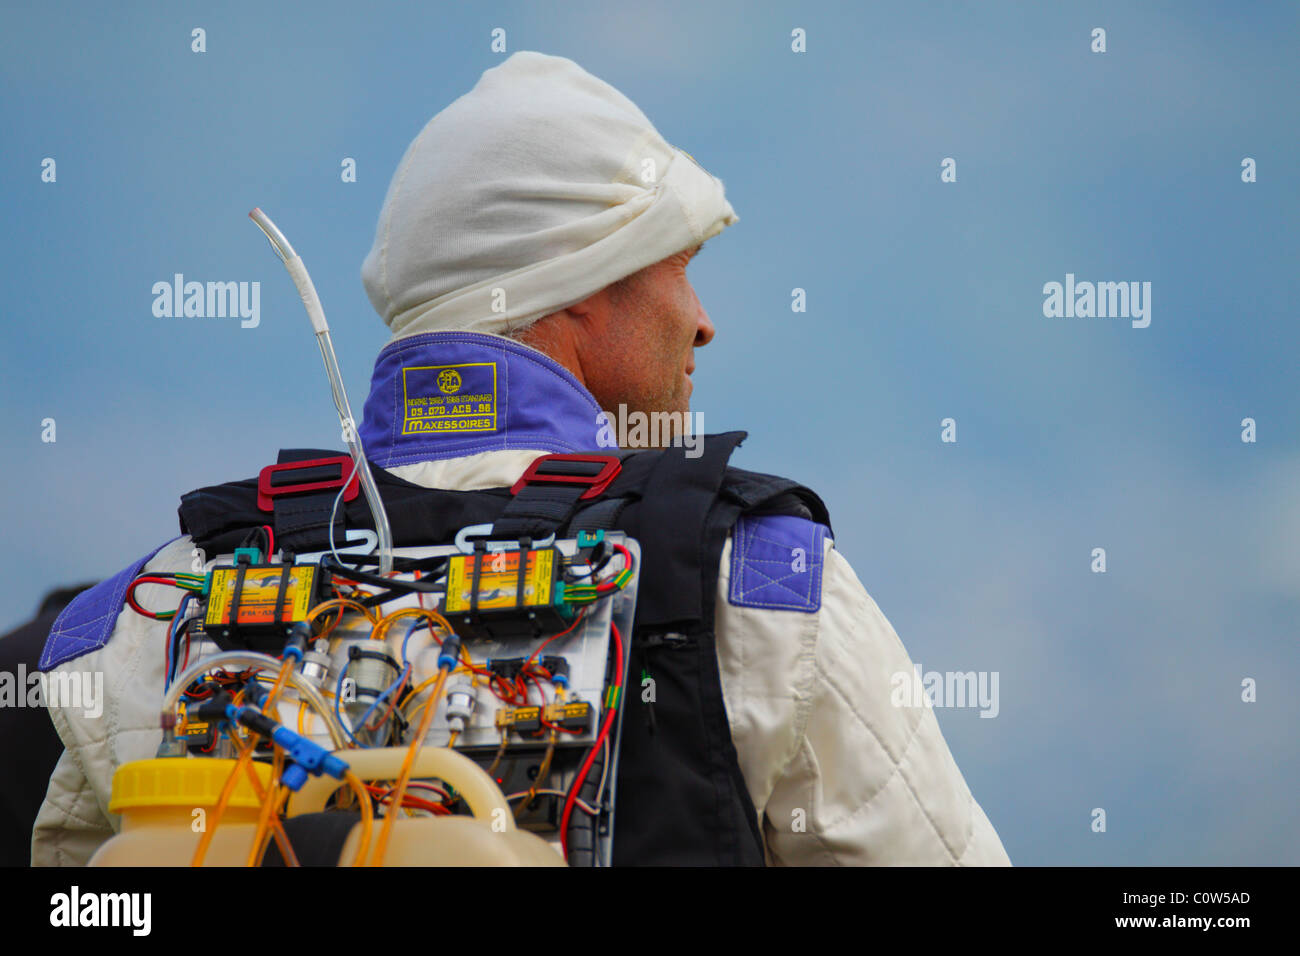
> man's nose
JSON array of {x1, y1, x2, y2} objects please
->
[{"x1": 694, "y1": 294, "x2": 715, "y2": 347}]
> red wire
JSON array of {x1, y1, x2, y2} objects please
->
[
  {"x1": 523, "y1": 670, "x2": 549, "y2": 708},
  {"x1": 525, "y1": 610, "x2": 586, "y2": 668},
  {"x1": 127, "y1": 576, "x2": 188, "y2": 619},
  {"x1": 559, "y1": 621, "x2": 623, "y2": 860},
  {"x1": 593, "y1": 544, "x2": 633, "y2": 593},
  {"x1": 366, "y1": 785, "x2": 451, "y2": 815}
]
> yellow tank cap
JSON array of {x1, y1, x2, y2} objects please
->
[{"x1": 109, "y1": 758, "x2": 273, "y2": 813}]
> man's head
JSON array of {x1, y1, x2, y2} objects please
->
[
  {"x1": 361, "y1": 52, "x2": 737, "y2": 350},
  {"x1": 512, "y1": 244, "x2": 713, "y2": 418}
]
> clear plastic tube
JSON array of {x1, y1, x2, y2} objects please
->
[
  {"x1": 247, "y1": 207, "x2": 394, "y2": 574},
  {"x1": 161, "y1": 650, "x2": 349, "y2": 751}
]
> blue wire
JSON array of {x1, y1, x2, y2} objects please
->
[
  {"x1": 164, "y1": 593, "x2": 193, "y2": 693},
  {"x1": 401, "y1": 619, "x2": 428, "y2": 667},
  {"x1": 353, "y1": 662, "x2": 412, "y2": 738},
  {"x1": 333, "y1": 619, "x2": 432, "y2": 746},
  {"x1": 335, "y1": 651, "x2": 412, "y2": 746},
  {"x1": 334, "y1": 664, "x2": 363, "y2": 747}
]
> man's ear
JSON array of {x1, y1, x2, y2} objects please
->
[{"x1": 564, "y1": 286, "x2": 616, "y2": 336}]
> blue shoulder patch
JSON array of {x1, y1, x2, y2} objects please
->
[
  {"x1": 39, "y1": 539, "x2": 178, "y2": 671},
  {"x1": 728, "y1": 514, "x2": 829, "y2": 613}
]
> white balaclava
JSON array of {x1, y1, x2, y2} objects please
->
[{"x1": 361, "y1": 51, "x2": 738, "y2": 341}]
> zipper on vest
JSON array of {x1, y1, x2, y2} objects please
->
[
  {"x1": 637, "y1": 632, "x2": 689, "y2": 736},
  {"x1": 640, "y1": 631, "x2": 690, "y2": 649}
]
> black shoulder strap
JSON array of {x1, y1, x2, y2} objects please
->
[
  {"x1": 178, "y1": 434, "x2": 830, "y2": 610},
  {"x1": 178, "y1": 451, "x2": 513, "y2": 558},
  {"x1": 567, "y1": 432, "x2": 746, "y2": 630},
  {"x1": 720, "y1": 465, "x2": 832, "y2": 531}
]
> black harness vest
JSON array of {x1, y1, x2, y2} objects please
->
[{"x1": 178, "y1": 431, "x2": 831, "y2": 866}]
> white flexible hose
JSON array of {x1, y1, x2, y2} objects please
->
[{"x1": 248, "y1": 207, "x2": 394, "y2": 574}]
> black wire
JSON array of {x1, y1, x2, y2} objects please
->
[
  {"x1": 237, "y1": 526, "x2": 272, "y2": 555},
  {"x1": 564, "y1": 548, "x2": 612, "y2": 582},
  {"x1": 322, "y1": 552, "x2": 448, "y2": 584},
  {"x1": 320, "y1": 553, "x2": 449, "y2": 607},
  {"x1": 169, "y1": 616, "x2": 194, "y2": 686}
]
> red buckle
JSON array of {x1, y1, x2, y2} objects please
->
[
  {"x1": 510, "y1": 454, "x2": 621, "y2": 500},
  {"x1": 257, "y1": 456, "x2": 360, "y2": 512}
]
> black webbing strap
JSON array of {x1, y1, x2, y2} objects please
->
[
  {"x1": 491, "y1": 455, "x2": 622, "y2": 540},
  {"x1": 269, "y1": 449, "x2": 349, "y2": 554},
  {"x1": 565, "y1": 496, "x2": 627, "y2": 536},
  {"x1": 619, "y1": 432, "x2": 747, "y2": 629},
  {"x1": 491, "y1": 484, "x2": 590, "y2": 539}
]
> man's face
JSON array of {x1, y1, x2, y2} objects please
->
[{"x1": 583, "y1": 245, "x2": 713, "y2": 419}]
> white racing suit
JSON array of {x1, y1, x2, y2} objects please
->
[{"x1": 33, "y1": 331, "x2": 1010, "y2": 866}]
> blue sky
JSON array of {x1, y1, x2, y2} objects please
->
[{"x1": 2, "y1": 1, "x2": 1297, "y2": 864}]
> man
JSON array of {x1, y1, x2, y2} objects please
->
[
  {"x1": 0, "y1": 585, "x2": 93, "y2": 866},
  {"x1": 33, "y1": 51, "x2": 1009, "y2": 865}
]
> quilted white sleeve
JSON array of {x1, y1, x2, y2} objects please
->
[
  {"x1": 715, "y1": 535, "x2": 1011, "y2": 866},
  {"x1": 31, "y1": 749, "x2": 114, "y2": 867}
]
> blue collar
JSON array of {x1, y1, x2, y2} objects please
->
[{"x1": 358, "y1": 331, "x2": 606, "y2": 467}]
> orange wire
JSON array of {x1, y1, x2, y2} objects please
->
[
  {"x1": 343, "y1": 770, "x2": 374, "y2": 866},
  {"x1": 246, "y1": 747, "x2": 285, "y2": 866},
  {"x1": 238, "y1": 749, "x2": 298, "y2": 866},
  {"x1": 368, "y1": 666, "x2": 449, "y2": 866},
  {"x1": 191, "y1": 657, "x2": 294, "y2": 867}
]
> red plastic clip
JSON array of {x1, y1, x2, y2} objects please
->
[
  {"x1": 257, "y1": 456, "x2": 360, "y2": 512},
  {"x1": 509, "y1": 454, "x2": 622, "y2": 500}
]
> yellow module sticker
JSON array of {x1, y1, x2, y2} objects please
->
[
  {"x1": 402, "y1": 362, "x2": 498, "y2": 436},
  {"x1": 445, "y1": 549, "x2": 556, "y2": 613},
  {"x1": 176, "y1": 700, "x2": 208, "y2": 735},
  {"x1": 205, "y1": 566, "x2": 318, "y2": 627}
]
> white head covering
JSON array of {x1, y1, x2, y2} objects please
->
[{"x1": 361, "y1": 51, "x2": 738, "y2": 340}]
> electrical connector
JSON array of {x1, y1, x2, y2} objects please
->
[
  {"x1": 508, "y1": 706, "x2": 542, "y2": 735},
  {"x1": 543, "y1": 700, "x2": 593, "y2": 732}
]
